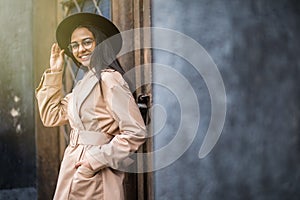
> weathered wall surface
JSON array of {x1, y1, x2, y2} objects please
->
[
  {"x1": 152, "y1": 0, "x2": 300, "y2": 199},
  {"x1": 0, "y1": 0, "x2": 36, "y2": 198}
]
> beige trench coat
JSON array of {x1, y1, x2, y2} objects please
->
[{"x1": 36, "y1": 68, "x2": 146, "y2": 200}]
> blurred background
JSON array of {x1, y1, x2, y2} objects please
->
[
  {"x1": 153, "y1": 1, "x2": 300, "y2": 200},
  {"x1": 0, "y1": 0, "x2": 299, "y2": 199}
]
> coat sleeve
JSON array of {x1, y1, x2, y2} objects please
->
[
  {"x1": 85, "y1": 71, "x2": 147, "y2": 171},
  {"x1": 35, "y1": 69, "x2": 69, "y2": 127}
]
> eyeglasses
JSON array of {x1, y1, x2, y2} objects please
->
[{"x1": 68, "y1": 38, "x2": 95, "y2": 53}]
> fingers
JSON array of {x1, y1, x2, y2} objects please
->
[
  {"x1": 49, "y1": 43, "x2": 65, "y2": 72},
  {"x1": 59, "y1": 49, "x2": 65, "y2": 57},
  {"x1": 51, "y1": 43, "x2": 56, "y2": 54},
  {"x1": 51, "y1": 43, "x2": 61, "y2": 55},
  {"x1": 75, "y1": 160, "x2": 92, "y2": 169},
  {"x1": 75, "y1": 161, "x2": 82, "y2": 169}
]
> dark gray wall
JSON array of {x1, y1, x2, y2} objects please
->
[
  {"x1": 152, "y1": 0, "x2": 300, "y2": 200},
  {"x1": 0, "y1": 0, "x2": 36, "y2": 194}
]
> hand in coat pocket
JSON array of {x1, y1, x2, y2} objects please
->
[
  {"x1": 76, "y1": 165, "x2": 96, "y2": 178},
  {"x1": 70, "y1": 165, "x2": 103, "y2": 199}
]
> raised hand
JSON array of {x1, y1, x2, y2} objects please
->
[{"x1": 50, "y1": 43, "x2": 65, "y2": 72}]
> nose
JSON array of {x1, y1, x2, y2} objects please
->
[{"x1": 78, "y1": 44, "x2": 86, "y2": 53}]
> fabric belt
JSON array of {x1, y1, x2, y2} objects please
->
[{"x1": 69, "y1": 128, "x2": 113, "y2": 147}]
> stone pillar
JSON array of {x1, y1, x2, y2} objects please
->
[{"x1": 33, "y1": 0, "x2": 62, "y2": 199}]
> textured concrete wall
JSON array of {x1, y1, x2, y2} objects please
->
[
  {"x1": 152, "y1": 0, "x2": 300, "y2": 200},
  {"x1": 0, "y1": 0, "x2": 36, "y2": 195}
]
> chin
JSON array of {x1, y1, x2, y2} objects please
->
[{"x1": 81, "y1": 61, "x2": 90, "y2": 68}]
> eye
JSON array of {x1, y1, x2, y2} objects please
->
[
  {"x1": 71, "y1": 43, "x2": 79, "y2": 49},
  {"x1": 82, "y1": 39, "x2": 94, "y2": 46},
  {"x1": 68, "y1": 43, "x2": 79, "y2": 52}
]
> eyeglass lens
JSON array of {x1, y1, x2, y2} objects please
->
[{"x1": 68, "y1": 38, "x2": 94, "y2": 53}]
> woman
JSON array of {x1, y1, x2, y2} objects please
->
[{"x1": 35, "y1": 13, "x2": 146, "y2": 200}]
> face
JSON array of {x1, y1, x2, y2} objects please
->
[{"x1": 70, "y1": 27, "x2": 96, "y2": 67}]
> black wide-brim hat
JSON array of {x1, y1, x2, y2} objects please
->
[{"x1": 56, "y1": 12, "x2": 122, "y2": 58}]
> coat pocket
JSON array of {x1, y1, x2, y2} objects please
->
[
  {"x1": 77, "y1": 165, "x2": 96, "y2": 178},
  {"x1": 69, "y1": 166, "x2": 103, "y2": 200}
]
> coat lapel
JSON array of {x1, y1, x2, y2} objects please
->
[{"x1": 71, "y1": 70, "x2": 99, "y2": 130}]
